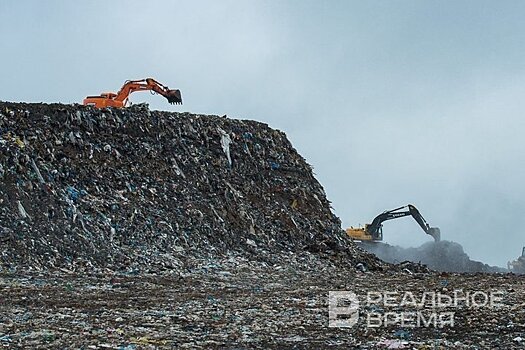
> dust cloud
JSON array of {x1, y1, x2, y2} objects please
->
[{"x1": 358, "y1": 240, "x2": 507, "y2": 273}]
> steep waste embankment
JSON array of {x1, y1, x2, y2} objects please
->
[{"x1": 0, "y1": 101, "x2": 377, "y2": 271}]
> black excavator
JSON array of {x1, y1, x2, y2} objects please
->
[{"x1": 346, "y1": 204, "x2": 441, "y2": 242}]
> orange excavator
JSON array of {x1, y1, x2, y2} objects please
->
[{"x1": 83, "y1": 78, "x2": 182, "y2": 108}]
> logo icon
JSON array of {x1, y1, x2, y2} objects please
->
[{"x1": 329, "y1": 291, "x2": 359, "y2": 327}]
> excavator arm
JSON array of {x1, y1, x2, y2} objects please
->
[
  {"x1": 366, "y1": 205, "x2": 413, "y2": 237},
  {"x1": 83, "y1": 78, "x2": 182, "y2": 108},
  {"x1": 115, "y1": 78, "x2": 182, "y2": 105},
  {"x1": 406, "y1": 204, "x2": 441, "y2": 242},
  {"x1": 346, "y1": 204, "x2": 441, "y2": 242}
]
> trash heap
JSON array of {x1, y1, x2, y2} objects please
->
[{"x1": 0, "y1": 101, "x2": 376, "y2": 271}]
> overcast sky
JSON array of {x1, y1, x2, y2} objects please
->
[{"x1": 1, "y1": 1, "x2": 524, "y2": 266}]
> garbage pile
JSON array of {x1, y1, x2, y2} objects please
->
[
  {"x1": 0, "y1": 101, "x2": 377, "y2": 271},
  {"x1": 359, "y1": 240, "x2": 506, "y2": 273}
]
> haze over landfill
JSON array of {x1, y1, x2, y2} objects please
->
[
  {"x1": 3, "y1": 1, "x2": 525, "y2": 348},
  {"x1": 2, "y1": 1, "x2": 525, "y2": 267}
]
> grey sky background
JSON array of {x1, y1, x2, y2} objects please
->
[{"x1": 1, "y1": 1, "x2": 524, "y2": 266}]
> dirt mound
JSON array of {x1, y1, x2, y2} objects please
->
[
  {"x1": 359, "y1": 240, "x2": 505, "y2": 273},
  {"x1": 0, "y1": 101, "x2": 379, "y2": 271}
]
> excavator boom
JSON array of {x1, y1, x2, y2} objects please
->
[
  {"x1": 346, "y1": 204, "x2": 440, "y2": 242},
  {"x1": 83, "y1": 78, "x2": 182, "y2": 108}
]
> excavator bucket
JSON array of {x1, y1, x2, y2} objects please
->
[
  {"x1": 428, "y1": 227, "x2": 441, "y2": 242},
  {"x1": 165, "y1": 89, "x2": 182, "y2": 105}
]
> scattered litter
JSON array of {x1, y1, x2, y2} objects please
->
[
  {"x1": 0, "y1": 335, "x2": 12, "y2": 343},
  {"x1": 377, "y1": 339, "x2": 408, "y2": 349}
]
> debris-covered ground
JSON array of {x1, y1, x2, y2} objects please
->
[
  {"x1": 1, "y1": 257, "x2": 524, "y2": 349},
  {"x1": 1, "y1": 101, "x2": 524, "y2": 348}
]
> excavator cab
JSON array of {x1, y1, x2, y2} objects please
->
[{"x1": 346, "y1": 224, "x2": 383, "y2": 241}]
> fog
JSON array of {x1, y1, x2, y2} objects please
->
[
  {"x1": 359, "y1": 240, "x2": 506, "y2": 273},
  {"x1": 1, "y1": 1, "x2": 524, "y2": 267}
]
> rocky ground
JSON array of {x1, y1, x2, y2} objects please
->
[{"x1": 1, "y1": 255, "x2": 524, "y2": 349}]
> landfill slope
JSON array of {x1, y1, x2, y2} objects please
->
[{"x1": 0, "y1": 101, "x2": 375, "y2": 271}]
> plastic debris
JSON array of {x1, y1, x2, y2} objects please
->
[
  {"x1": 0, "y1": 335, "x2": 12, "y2": 343},
  {"x1": 17, "y1": 200, "x2": 30, "y2": 220},
  {"x1": 218, "y1": 127, "x2": 232, "y2": 167},
  {"x1": 393, "y1": 329, "x2": 411, "y2": 340},
  {"x1": 377, "y1": 339, "x2": 408, "y2": 349}
]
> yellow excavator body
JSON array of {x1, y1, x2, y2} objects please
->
[
  {"x1": 346, "y1": 225, "x2": 377, "y2": 241},
  {"x1": 346, "y1": 204, "x2": 440, "y2": 242}
]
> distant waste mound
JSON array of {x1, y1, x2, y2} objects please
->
[
  {"x1": 359, "y1": 240, "x2": 505, "y2": 273},
  {"x1": 0, "y1": 101, "x2": 375, "y2": 271}
]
